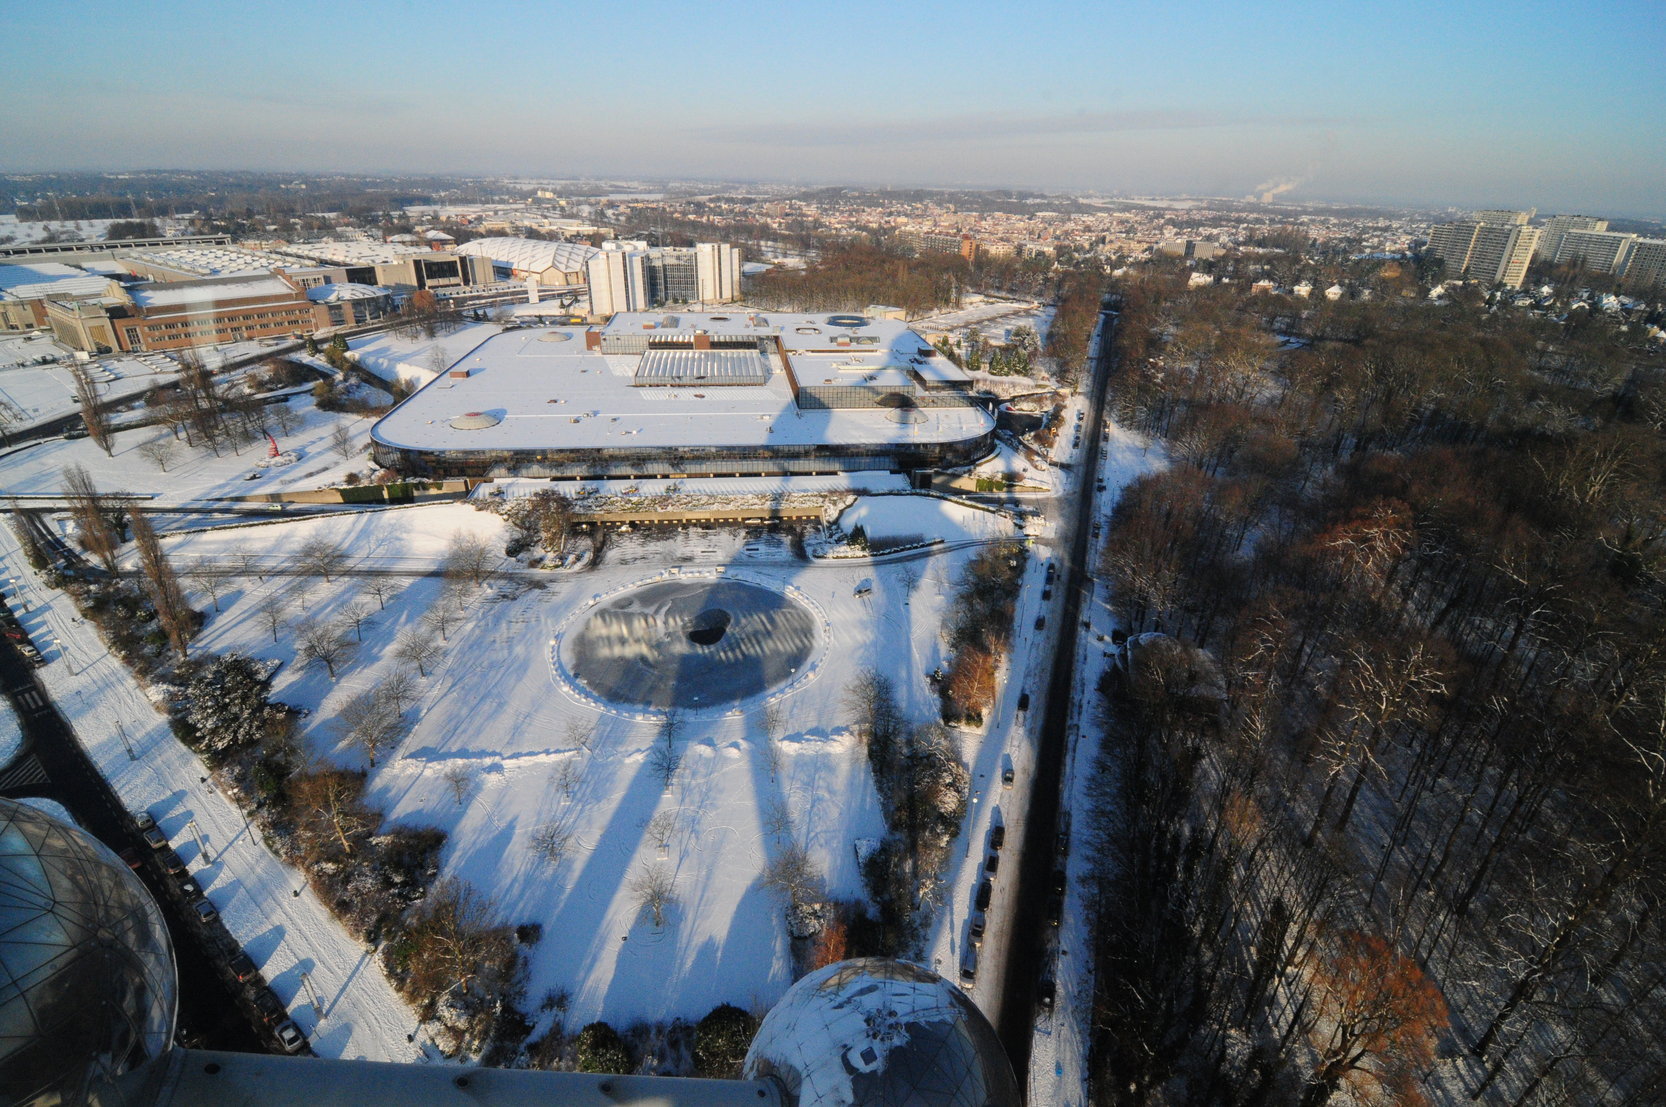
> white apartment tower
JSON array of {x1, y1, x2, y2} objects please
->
[
  {"x1": 1622, "y1": 239, "x2": 1666, "y2": 291},
  {"x1": 1554, "y1": 229, "x2": 1636, "y2": 275},
  {"x1": 1475, "y1": 209, "x2": 1535, "y2": 226},
  {"x1": 586, "y1": 246, "x2": 649, "y2": 315},
  {"x1": 695, "y1": 242, "x2": 742, "y2": 303},
  {"x1": 1426, "y1": 219, "x2": 1540, "y2": 289},
  {"x1": 1537, "y1": 214, "x2": 1608, "y2": 260},
  {"x1": 1426, "y1": 222, "x2": 1480, "y2": 276}
]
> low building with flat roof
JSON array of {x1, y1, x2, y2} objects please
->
[{"x1": 369, "y1": 311, "x2": 995, "y2": 480}]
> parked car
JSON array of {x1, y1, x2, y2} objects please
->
[
  {"x1": 959, "y1": 949, "x2": 978, "y2": 989},
  {"x1": 968, "y1": 912, "x2": 985, "y2": 947},
  {"x1": 274, "y1": 1020, "x2": 306, "y2": 1054},
  {"x1": 975, "y1": 879, "x2": 993, "y2": 912},
  {"x1": 134, "y1": 812, "x2": 156, "y2": 832},
  {"x1": 1002, "y1": 766, "x2": 1015, "y2": 789},
  {"x1": 989, "y1": 825, "x2": 1005, "y2": 851},
  {"x1": 1034, "y1": 615, "x2": 1046, "y2": 630},
  {"x1": 1016, "y1": 691, "x2": 1030, "y2": 713},
  {"x1": 119, "y1": 846, "x2": 145, "y2": 870},
  {"x1": 226, "y1": 951, "x2": 258, "y2": 984},
  {"x1": 1052, "y1": 870, "x2": 1067, "y2": 896},
  {"x1": 191, "y1": 898, "x2": 219, "y2": 925},
  {"x1": 157, "y1": 848, "x2": 186, "y2": 875},
  {"x1": 1047, "y1": 893, "x2": 1063, "y2": 927},
  {"x1": 984, "y1": 854, "x2": 999, "y2": 877},
  {"x1": 250, "y1": 988, "x2": 287, "y2": 1025},
  {"x1": 1037, "y1": 978, "x2": 1056, "y2": 1011},
  {"x1": 141, "y1": 825, "x2": 168, "y2": 850}
]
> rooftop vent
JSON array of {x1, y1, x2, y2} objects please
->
[{"x1": 449, "y1": 411, "x2": 501, "y2": 430}]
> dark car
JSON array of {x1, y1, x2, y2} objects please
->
[
  {"x1": 984, "y1": 854, "x2": 1000, "y2": 877},
  {"x1": 1016, "y1": 691, "x2": 1030, "y2": 713},
  {"x1": 1002, "y1": 766, "x2": 1015, "y2": 789},
  {"x1": 1038, "y1": 978, "x2": 1056, "y2": 1011},
  {"x1": 969, "y1": 912, "x2": 986, "y2": 947},
  {"x1": 157, "y1": 848, "x2": 186, "y2": 875},
  {"x1": 990, "y1": 825, "x2": 1005, "y2": 851},
  {"x1": 1052, "y1": 870, "x2": 1067, "y2": 896},
  {"x1": 141, "y1": 825, "x2": 168, "y2": 850},
  {"x1": 959, "y1": 950, "x2": 977, "y2": 989},
  {"x1": 191, "y1": 897, "x2": 219, "y2": 925},
  {"x1": 1047, "y1": 893, "x2": 1064, "y2": 927},
  {"x1": 250, "y1": 988, "x2": 287, "y2": 1025},
  {"x1": 1034, "y1": 615, "x2": 1046, "y2": 630},
  {"x1": 119, "y1": 846, "x2": 145, "y2": 870},
  {"x1": 226, "y1": 951, "x2": 259, "y2": 984},
  {"x1": 975, "y1": 879, "x2": 993, "y2": 912}
]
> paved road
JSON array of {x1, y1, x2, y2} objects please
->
[
  {"x1": 0, "y1": 616, "x2": 265, "y2": 1053},
  {"x1": 993, "y1": 300, "x2": 1118, "y2": 1087}
]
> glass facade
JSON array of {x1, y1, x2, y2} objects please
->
[{"x1": 0, "y1": 799, "x2": 176, "y2": 1107}]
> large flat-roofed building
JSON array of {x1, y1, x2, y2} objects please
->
[
  {"x1": 369, "y1": 311, "x2": 994, "y2": 479},
  {"x1": 1537, "y1": 214, "x2": 1608, "y2": 260},
  {"x1": 42, "y1": 272, "x2": 325, "y2": 353},
  {"x1": 1425, "y1": 219, "x2": 1539, "y2": 289}
]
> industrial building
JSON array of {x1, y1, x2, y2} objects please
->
[{"x1": 368, "y1": 311, "x2": 994, "y2": 480}]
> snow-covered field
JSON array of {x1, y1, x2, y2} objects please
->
[
  {"x1": 170, "y1": 504, "x2": 1017, "y2": 1032},
  {"x1": 348, "y1": 324, "x2": 503, "y2": 389},
  {"x1": 0, "y1": 396, "x2": 379, "y2": 508}
]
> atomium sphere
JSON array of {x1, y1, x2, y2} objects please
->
[
  {"x1": 0, "y1": 798, "x2": 177, "y2": 1106},
  {"x1": 744, "y1": 958, "x2": 1019, "y2": 1106}
]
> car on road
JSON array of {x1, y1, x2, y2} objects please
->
[
  {"x1": 984, "y1": 854, "x2": 999, "y2": 877},
  {"x1": 1037, "y1": 978, "x2": 1056, "y2": 1012},
  {"x1": 275, "y1": 1020, "x2": 307, "y2": 1054},
  {"x1": 959, "y1": 949, "x2": 977, "y2": 990},
  {"x1": 989, "y1": 825, "x2": 1005, "y2": 851},
  {"x1": 1002, "y1": 765, "x2": 1015, "y2": 789},
  {"x1": 1034, "y1": 615, "x2": 1046, "y2": 630},
  {"x1": 190, "y1": 898, "x2": 219, "y2": 925},
  {"x1": 975, "y1": 879, "x2": 993, "y2": 912},
  {"x1": 141, "y1": 825, "x2": 168, "y2": 850},
  {"x1": 157, "y1": 848, "x2": 186, "y2": 875},
  {"x1": 968, "y1": 912, "x2": 985, "y2": 947},
  {"x1": 134, "y1": 812, "x2": 156, "y2": 832},
  {"x1": 1016, "y1": 691, "x2": 1030, "y2": 713},
  {"x1": 119, "y1": 847, "x2": 145, "y2": 870}
]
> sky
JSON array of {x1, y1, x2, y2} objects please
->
[{"x1": 1, "y1": 0, "x2": 1663, "y2": 217}]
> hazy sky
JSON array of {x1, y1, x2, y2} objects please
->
[{"x1": 3, "y1": 0, "x2": 1663, "y2": 216}]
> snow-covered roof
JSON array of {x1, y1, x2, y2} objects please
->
[
  {"x1": 370, "y1": 312, "x2": 991, "y2": 458},
  {"x1": 305, "y1": 282, "x2": 388, "y2": 303},
  {"x1": 1, "y1": 275, "x2": 113, "y2": 302},
  {"x1": 0, "y1": 262, "x2": 86, "y2": 290},
  {"x1": 129, "y1": 276, "x2": 300, "y2": 309},
  {"x1": 455, "y1": 236, "x2": 598, "y2": 274}
]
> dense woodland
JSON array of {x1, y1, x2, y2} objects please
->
[{"x1": 1088, "y1": 272, "x2": 1666, "y2": 1103}]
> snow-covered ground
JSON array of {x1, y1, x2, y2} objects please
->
[
  {"x1": 0, "y1": 395, "x2": 380, "y2": 508},
  {"x1": 168, "y1": 504, "x2": 1018, "y2": 1032},
  {"x1": 0, "y1": 528, "x2": 425, "y2": 1063},
  {"x1": 913, "y1": 297, "x2": 1053, "y2": 348},
  {"x1": 348, "y1": 324, "x2": 503, "y2": 389},
  {"x1": 832, "y1": 496, "x2": 1020, "y2": 548}
]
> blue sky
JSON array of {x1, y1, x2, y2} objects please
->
[{"x1": 2, "y1": 0, "x2": 1662, "y2": 216}]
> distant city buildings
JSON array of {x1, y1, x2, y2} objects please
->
[{"x1": 1426, "y1": 208, "x2": 1665, "y2": 292}]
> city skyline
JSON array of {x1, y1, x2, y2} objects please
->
[{"x1": 1, "y1": 0, "x2": 1663, "y2": 217}]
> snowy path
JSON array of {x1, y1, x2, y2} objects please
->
[{"x1": 0, "y1": 530, "x2": 424, "y2": 1063}]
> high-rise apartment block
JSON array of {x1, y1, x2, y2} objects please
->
[
  {"x1": 1623, "y1": 239, "x2": 1666, "y2": 291},
  {"x1": 1475, "y1": 209, "x2": 1535, "y2": 226},
  {"x1": 1553, "y1": 229, "x2": 1635, "y2": 275},
  {"x1": 585, "y1": 241, "x2": 742, "y2": 314},
  {"x1": 1537, "y1": 214, "x2": 1608, "y2": 260},
  {"x1": 1425, "y1": 218, "x2": 1540, "y2": 289}
]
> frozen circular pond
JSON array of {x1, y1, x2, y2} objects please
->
[{"x1": 561, "y1": 579, "x2": 819, "y2": 710}]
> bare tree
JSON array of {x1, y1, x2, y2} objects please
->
[
  {"x1": 381, "y1": 667, "x2": 420, "y2": 713},
  {"x1": 395, "y1": 629, "x2": 443, "y2": 677},
  {"x1": 443, "y1": 765, "x2": 472, "y2": 806},
  {"x1": 528, "y1": 820, "x2": 575, "y2": 866},
  {"x1": 645, "y1": 810, "x2": 677, "y2": 850},
  {"x1": 632, "y1": 865, "x2": 677, "y2": 929},
  {"x1": 762, "y1": 842, "x2": 821, "y2": 906},
  {"x1": 295, "y1": 620, "x2": 353, "y2": 679},
  {"x1": 335, "y1": 688, "x2": 405, "y2": 767},
  {"x1": 563, "y1": 717, "x2": 596, "y2": 751},
  {"x1": 69, "y1": 362, "x2": 113, "y2": 456},
  {"x1": 337, "y1": 599, "x2": 373, "y2": 641},
  {"x1": 186, "y1": 558, "x2": 225, "y2": 612},
  {"x1": 331, "y1": 421, "x2": 354, "y2": 460},
  {"x1": 256, "y1": 592, "x2": 289, "y2": 643},
  {"x1": 128, "y1": 510, "x2": 192, "y2": 658},
  {"x1": 295, "y1": 536, "x2": 347, "y2": 582},
  {"x1": 365, "y1": 578, "x2": 396, "y2": 611},
  {"x1": 137, "y1": 435, "x2": 178, "y2": 472},
  {"x1": 423, "y1": 597, "x2": 463, "y2": 642},
  {"x1": 443, "y1": 531, "x2": 498, "y2": 586},
  {"x1": 227, "y1": 543, "x2": 264, "y2": 582},
  {"x1": 270, "y1": 400, "x2": 300, "y2": 436},
  {"x1": 649, "y1": 742, "x2": 682, "y2": 790},
  {"x1": 553, "y1": 759, "x2": 583, "y2": 800},
  {"x1": 60, "y1": 464, "x2": 120, "y2": 572}
]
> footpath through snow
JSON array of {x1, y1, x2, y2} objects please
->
[{"x1": 0, "y1": 527, "x2": 425, "y2": 1064}]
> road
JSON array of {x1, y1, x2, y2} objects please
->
[
  {"x1": 0, "y1": 616, "x2": 265, "y2": 1053},
  {"x1": 993, "y1": 299, "x2": 1119, "y2": 1087}
]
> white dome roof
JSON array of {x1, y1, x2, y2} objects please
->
[
  {"x1": 457, "y1": 237, "x2": 598, "y2": 274},
  {"x1": 306, "y1": 282, "x2": 387, "y2": 303}
]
